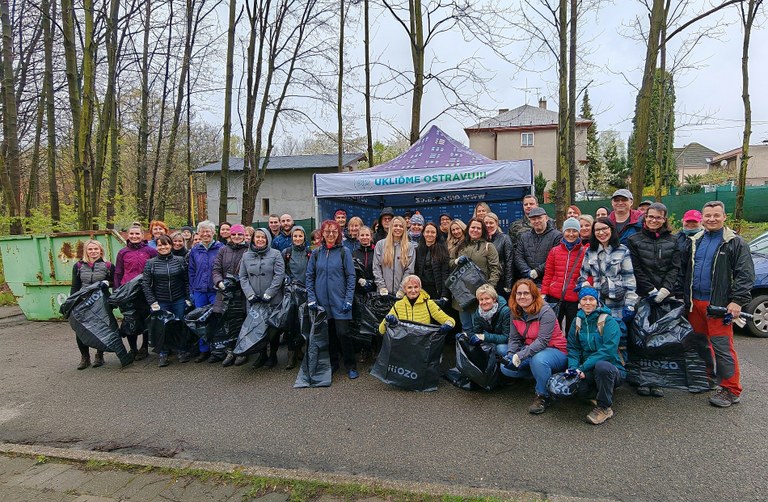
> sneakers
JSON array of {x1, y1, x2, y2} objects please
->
[
  {"x1": 586, "y1": 406, "x2": 614, "y2": 425},
  {"x1": 178, "y1": 352, "x2": 191, "y2": 363},
  {"x1": 709, "y1": 388, "x2": 741, "y2": 408},
  {"x1": 92, "y1": 351, "x2": 104, "y2": 368},
  {"x1": 158, "y1": 354, "x2": 169, "y2": 367},
  {"x1": 638, "y1": 385, "x2": 664, "y2": 397},
  {"x1": 528, "y1": 394, "x2": 550, "y2": 415},
  {"x1": 222, "y1": 352, "x2": 236, "y2": 367},
  {"x1": 348, "y1": 369, "x2": 359, "y2": 380}
]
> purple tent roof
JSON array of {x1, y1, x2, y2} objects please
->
[{"x1": 369, "y1": 125, "x2": 492, "y2": 172}]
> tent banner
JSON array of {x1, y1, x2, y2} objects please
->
[{"x1": 314, "y1": 161, "x2": 532, "y2": 197}]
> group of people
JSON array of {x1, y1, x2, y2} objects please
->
[{"x1": 69, "y1": 192, "x2": 755, "y2": 425}]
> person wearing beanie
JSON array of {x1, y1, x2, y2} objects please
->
[
  {"x1": 212, "y1": 223, "x2": 249, "y2": 366},
  {"x1": 564, "y1": 285, "x2": 626, "y2": 425},
  {"x1": 540, "y1": 217, "x2": 587, "y2": 334},
  {"x1": 408, "y1": 213, "x2": 425, "y2": 244},
  {"x1": 373, "y1": 207, "x2": 395, "y2": 243}
]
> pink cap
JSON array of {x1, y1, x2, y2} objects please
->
[
  {"x1": 230, "y1": 224, "x2": 246, "y2": 234},
  {"x1": 683, "y1": 210, "x2": 702, "y2": 222}
]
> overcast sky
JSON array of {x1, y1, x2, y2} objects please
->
[{"x1": 201, "y1": 1, "x2": 767, "y2": 155}]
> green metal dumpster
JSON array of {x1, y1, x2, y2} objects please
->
[{"x1": 0, "y1": 231, "x2": 125, "y2": 320}]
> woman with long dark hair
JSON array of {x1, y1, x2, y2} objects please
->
[{"x1": 414, "y1": 222, "x2": 450, "y2": 305}]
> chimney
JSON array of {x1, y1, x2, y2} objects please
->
[
  {"x1": 538, "y1": 98, "x2": 547, "y2": 109},
  {"x1": 498, "y1": 108, "x2": 509, "y2": 115}
]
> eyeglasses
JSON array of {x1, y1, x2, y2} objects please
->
[
  {"x1": 645, "y1": 215, "x2": 665, "y2": 221},
  {"x1": 231, "y1": 233, "x2": 245, "y2": 236},
  {"x1": 323, "y1": 230, "x2": 339, "y2": 234},
  {"x1": 515, "y1": 291, "x2": 532, "y2": 297},
  {"x1": 594, "y1": 227, "x2": 611, "y2": 234}
]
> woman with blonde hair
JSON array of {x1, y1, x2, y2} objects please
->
[
  {"x1": 473, "y1": 202, "x2": 491, "y2": 220},
  {"x1": 373, "y1": 216, "x2": 415, "y2": 296},
  {"x1": 70, "y1": 239, "x2": 115, "y2": 369},
  {"x1": 344, "y1": 216, "x2": 364, "y2": 253},
  {"x1": 446, "y1": 219, "x2": 467, "y2": 259}
]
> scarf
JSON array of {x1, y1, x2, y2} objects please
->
[{"x1": 478, "y1": 302, "x2": 499, "y2": 322}]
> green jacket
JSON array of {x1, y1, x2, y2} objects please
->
[{"x1": 566, "y1": 306, "x2": 626, "y2": 377}]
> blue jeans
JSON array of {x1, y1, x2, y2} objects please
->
[
  {"x1": 158, "y1": 299, "x2": 186, "y2": 356},
  {"x1": 495, "y1": 343, "x2": 509, "y2": 357},
  {"x1": 193, "y1": 291, "x2": 216, "y2": 353},
  {"x1": 499, "y1": 348, "x2": 567, "y2": 396},
  {"x1": 458, "y1": 310, "x2": 474, "y2": 332}
]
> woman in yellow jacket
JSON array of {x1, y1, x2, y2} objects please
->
[{"x1": 380, "y1": 275, "x2": 455, "y2": 334}]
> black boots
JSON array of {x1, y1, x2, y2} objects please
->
[
  {"x1": 92, "y1": 351, "x2": 105, "y2": 368},
  {"x1": 194, "y1": 352, "x2": 210, "y2": 363},
  {"x1": 77, "y1": 355, "x2": 91, "y2": 370},
  {"x1": 285, "y1": 347, "x2": 304, "y2": 370}
]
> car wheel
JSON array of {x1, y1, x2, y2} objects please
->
[{"x1": 745, "y1": 295, "x2": 768, "y2": 338}]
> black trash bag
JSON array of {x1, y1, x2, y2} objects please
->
[
  {"x1": 108, "y1": 276, "x2": 149, "y2": 337},
  {"x1": 147, "y1": 310, "x2": 184, "y2": 353},
  {"x1": 284, "y1": 282, "x2": 308, "y2": 350},
  {"x1": 349, "y1": 292, "x2": 373, "y2": 348},
  {"x1": 268, "y1": 281, "x2": 304, "y2": 332},
  {"x1": 294, "y1": 305, "x2": 332, "y2": 388},
  {"x1": 359, "y1": 292, "x2": 397, "y2": 338},
  {"x1": 209, "y1": 276, "x2": 245, "y2": 355},
  {"x1": 443, "y1": 368, "x2": 474, "y2": 390},
  {"x1": 445, "y1": 260, "x2": 486, "y2": 309},
  {"x1": 629, "y1": 297, "x2": 694, "y2": 355},
  {"x1": 626, "y1": 349, "x2": 713, "y2": 393},
  {"x1": 547, "y1": 372, "x2": 581, "y2": 397},
  {"x1": 451, "y1": 337, "x2": 499, "y2": 391},
  {"x1": 371, "y1": 320, "x2": 446, "y2": 392},
  {"x1": 61, "y1": 282, "x2": 132, "y2": 366},
  {"x1": 233, "y1": 302, "x2": 272, "y2": 356},
  {"x1": 183, "y1": 304, "x2": 217, "y2": 339}
]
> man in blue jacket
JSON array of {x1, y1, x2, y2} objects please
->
[{"x1": 608, "y1": 189, "x2": 643, "y2": 245}]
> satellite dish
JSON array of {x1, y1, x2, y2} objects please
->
[{"x1": 720, "y1": 159, "x2": 728, "y2": 168}]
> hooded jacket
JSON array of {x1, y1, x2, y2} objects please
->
[
  {"x1": 188, "y1": 239, "x2": 223, "y2": 293},
  {"x1": 239, "y1": 229, "x2": 285, "y2": 307},
  {"x1": 306, "y1": 241, "x2": 355, "y2": 320},
  {"x1": 609, "y1": 209, "x2": 643, "y2": 245},
  {"x1": 212, "y1": 240, "x2": 249, "y2": 313},
  {"x1": 507, "y1": 302, "x2": 567, "y2": 360},
  {"x1": 489, "y1": 230, "x2": 515, "y2": 290},
  {"x1": 115, "y1": 241, "x2": 158, "y2": 286},
  {"x1": 470, "y1": 302, "x2": 511, "y2": 344},
  {"x1": 679, "y1": 226, "x2": 754, "y2": 309},
  {"x1": 282, "y1": 225, "x2": 311, "y2": 283},
  {"x1": 414, "y1": 241, "x2": 450, "y2": 299},
  {"x1": 142, "y1": 253, "x2": 189, "y2": 305},
  {"x1": 514, "y1": 225, "x2": 562, "y2": 280},
  {"x1": 627, "y1": 226, "x2": 680, "y2": 296},
  {"x1": 541, "y1": 240, "x2": 587, "y2": 302},
  {"x1": 566, "y1": 306, "x2": 626, "y2": 377},
  {"x1": 373, "y1": 240, "x2": 415, "y2": 294},
  {"x1": 378, "y1": 289, "x2": 454, "y2": 334}
]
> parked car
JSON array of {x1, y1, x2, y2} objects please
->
[
  {"x1": 745, "y1": 231, "x2": 768, "y2": 338},
  {"x1": 575, "y1": 190, "x2": 608, "y2": 202}
]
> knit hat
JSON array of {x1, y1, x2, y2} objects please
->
[
  {"x1": 562, "y1": 217, "x2": 580, "y2": 233},
  {"x1": 410, "y1": 214, "x2": 425, "y2": 226},
  {"x1": 230, "y1": 224, "x2": 246, "y2": 234},
  {"x1": 379, "y1": 207, "x2": 394, "y2": 218},
  {"x1": 578, "y1": 286, "x2": 599, "y2": 302}
]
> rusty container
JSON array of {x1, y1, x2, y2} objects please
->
[{"x1": 0, "y1": 231, "x2": 125, "y2": 320}]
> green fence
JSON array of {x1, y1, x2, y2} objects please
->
[
  {"x1": 250, "y1": 218, "x2": 316, "y2": 234},
  {"x1": 542, "y1": 185, "x2": 768, "y2": 223}
]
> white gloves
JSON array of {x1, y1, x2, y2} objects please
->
[
  {"x1": 379, "y1": 288, "x2": 389, "y2": 296},
  {"x1": 654, "y1": 288, "x2": 670, "y2": 303},
  {"x1": 150, "y1": 302, "x2": 160, "y2": 311},
  {"x1": 529, "y1": 270, "x2": 538, "y2": 280},
  {"x1": 358, "y1": 278, "x2": 368, "y2": 287},
  {"x1": 263, "y1": 293, "x2": 271, "y2": 302},
  {"x1": 511, "y1": 353, "x2": 521, "y2": 367},
  {"x1": 217, "y1": 281, "x2": 226, "y2": 291},
  {"x1": 395, "y1": 290, "x2": 405, "y2": 299},
  {"x1": 100, "y1": 280, "x2": 110, "y2": 287}
]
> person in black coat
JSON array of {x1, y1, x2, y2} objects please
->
[
  {"x1": 484, "y1": 212, "x2": 514, "y2": 299},
  {"x1": 514, "y1": 207, "x2": 562, "y2": 285},
  {"x1": 414, "y1": 222, "x2": 450, "y2": 305}
]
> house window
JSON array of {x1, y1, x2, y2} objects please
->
[
  {"x1": 261, "y1": 198, "x2": 270, "y2": 216},
  {"x1": 226, "y1": 197, "x2": 238, "y2": 216},
  {"x1": 521, "y1": 132, "x2": 534, "y2": 147}
]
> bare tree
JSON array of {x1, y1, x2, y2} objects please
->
[
  {"x1": 0, "y1": 0, "x2": 23, "y2": 234},
  {"x1": 41, "y1": 0, "x2": 59, "y2": 225},
  {"x1": 220, "y1": 0, "x2": 240, "y2": 224}
]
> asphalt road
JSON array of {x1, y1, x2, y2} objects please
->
[{"x1": 1, "y1": 309, "x2": 767, "y2": 501}]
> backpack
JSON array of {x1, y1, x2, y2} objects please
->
[{"x1": 573, "y1": 313, "x2": 627, "y2": 365}]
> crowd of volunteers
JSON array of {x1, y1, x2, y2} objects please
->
[{"x1": 69, "y1": 190, "x2": 755, "y2": 425}]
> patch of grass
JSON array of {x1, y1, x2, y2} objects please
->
[{"x1": 0, "y1": 257, "x2": 16, "y2": 306}]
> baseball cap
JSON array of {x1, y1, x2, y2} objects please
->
[
  {"x1": 683, "y1": 210, "x2": 702, "y2": 222},
  {"x1": 611, "y1": 189, "x2": 633, "y2": 200},
  {"x1": 528, "y1": 207, "x2": 547, "y2": 218}
]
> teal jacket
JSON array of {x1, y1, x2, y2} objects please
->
[{"x1": 566, "y1": 306, "x2": 626, "y2": 377}]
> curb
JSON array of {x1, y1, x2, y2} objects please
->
[{"x1": 0, "y1": 442, "x2": 544, "y2": 501}]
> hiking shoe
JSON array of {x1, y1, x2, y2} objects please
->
[
  {"x1": 194, "y1": 352, "x2": 210, "y2": 363},
  {"x1": 528, "y1": 394, "x2": 550, "y2": 415},
  {"x1": 586, "y1": 406, "x2": 614, "y2": 425},
  {"x1": 348, "y1": 369, "x2": 359, "y2": 380},
  {"x1": 77, "y1": 355, "x2": 91, "y2": 370},
  {"x1": 234, "y1": 355, "x2": 248, "y2": 366},
  {"x1": 178, "y1": 352, "x2": 191, "y2": 363},
  {"x1": 649, "y1": 386, "x2": 664, "y2": 398},
  {"x1": 709, "y1": 388, "x2": 740, "y2": 408},
  {"x1": 636, "y1": 385, "x2": 651, "y2": 396},
  {"x1": 158, "y1": 354, "x2": 169, "y2": 367},
  {"x1": 207, "y1": 353, "x2": 225, "y2": 364},
  {"x1": 222, "y1": 352, "x2": 236, "y2": 367}
]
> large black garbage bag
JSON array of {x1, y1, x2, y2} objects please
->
[
  {"x1": 209, "y1": 276, "x2": 245, "y2": 355},
  {"x1": 450, "y1": 338, "x2": 499, "y2": 391},
  {"x1": 233, "y1": 302, "x2": 272, "y2": 356},
  {"x1": 359, "y1": 292, "x2": 396, "y2": 338},
  {"x1": 268, "y1": 281, "x2": 304, "y2": 333},
  {"x1": 108, "y1": 276, "x2": 149, "y2": 337},
  {"x1": 371, "y1": 321, "x2": 446, "y2": 391},
  {"x1": 183, "y1": 304, "x2": 218, "y2": 340},
  {"x1": 626, "y1": 347, "x2": 713, "y2": 393},
  {"x1": 148, "y1": 310, "x2": 184, "y2": 353},
  {"x1": 629, "y1": 298, "x2": 694, "y2": 355},
  {"x1": 284, "y1": 283, "x2": 308, "y2": 350},
  {"x1": 61, "y1": 282, "x2": 131, "y2": 365},
  {"x1": 349, "y1": 292, "x2": 373, "y2": 348},
  {"x1": 294, "y1": 305, "x2": 332, "y2": 388},
  {"x1": 445, "y1": 260, "x2": 486, "y2": 309}
]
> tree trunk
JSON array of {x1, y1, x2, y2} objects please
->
[
  {"x1": 567, "y1": 0, "x2": 577, "y2": 202},
  {"x1": 409, "y1": 0, "x2": 424, "y2": 145},
  {"x1": 630, "y1": 0, "x2": 665, "y2": 204},
  {"x1": 77, "y1": 0, "x2": 97, "y2": 229},
  {"x1": 26, "y1": 91, "x2": 45, "y2": 219},
  {"x1": 0, "y1": 0, "x2": 22, "y2": 234},
  {"x1": 220, "y1": 0, "x2": 237, "y2": 223},
  {"x1": 364, "y1": 0, "x2": 373, "y2": 167},
  {"x1": 42, "y1": 0, "x2": 59, "y2": 226},
  {"x1": 555, "y1": 0, "x2": 570, "y2": 227},
  {"x1": 149, "y1": 3, "x2": 174, "y2": 220},
  {"x1": 106, "y1": 99, "x2": 119, "y2": 229},
  {"x1": 653, "y1": 29, "x2": 667, "y2": 202},
  {"x1": 337, "y1": 0, "x2": 345, "y2": 171},
  {"x1": 136, "y1": 0, "x2": 151, "y2": 222}
]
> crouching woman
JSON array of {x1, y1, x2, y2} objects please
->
[
  {"x1": 466, "y1": 284, "x2": 510, "y2": 356},
  {"x1": 501, "y1": 279, "x2": 567, "y2": 415},
  {"x1": 565, "y1": 286, "x2": 626, "y2": 425},
  {"x1": 380, "y1": 275, "x2": 454, "y2": 335}
]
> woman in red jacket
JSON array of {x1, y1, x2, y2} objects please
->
[{"x1": 541, "y1": 217, "x2": 587, "y2": 335}]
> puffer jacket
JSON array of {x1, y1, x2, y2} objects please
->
[
  {"x1": 609, "y1": 209, "x2": 643, "y2": 245},
  {"x1": 378, "y1": 289, "x2": 454, "y2": 334},
  {"x1": 142, "y1": 253, "x2": 189, "y2": 305},
  {"x1": 627, "y1": 226, "x2": 680, "y2": 296},
  {"x1": 489, "y1": 230, "x2": 515, "y2": 290},
  {"x1": 306, "y1": 243, "x2": 355, "y2": 320},
  {"x1": 212, "y1": 241, "x2": 248, "y2": 313},
  {"x1": 566, "y1": 306, "x2": 626, "y2": 377},
  {"x1": 115, "y1": 241, "x2": 157, "y2": 286},
  {"x1": 239, "y1": 231, "x2": 285, "y2": 307},
  {"x1": 507, "y1": 302, "x2": 567, "y2": 360},
  {"x1": 188, "y1": 240, "x2": 223, "y2": 293},
  {"x1": 469, "y1": 302, "x2": 511, "y2": 344},
  {"x1": 541, "y1": 240, "x2": 587, "y2": 302},
  {"x1": 373, "y1": 240, "x2": 415, "y2": 294},
  {"x1": 679, "y1": 227, "x2": 754, "y2": 310},
  {"x1": 514, "y1": 226, "x2": 562, "y2": 280},
  {"x1": 70, "y1": 258, "x2": 114, "y2": 294},
  {"x1": 414, "y1": 242, "x2": 450, "y2": 299},
  {"x1": 578, "y1": 243, "x2": 637, "y2": 317}
]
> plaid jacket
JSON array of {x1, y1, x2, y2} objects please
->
[{"x1": 578, "y1": 244, "x2": 637, "y2": 317}]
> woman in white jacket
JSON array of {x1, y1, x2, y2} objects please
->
[{"x1": 373, "y1": 216, "x2": 415, "y2": 296}]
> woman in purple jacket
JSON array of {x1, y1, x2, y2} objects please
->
[
  {"x1": 187, "y1": 220, "x2": 224, "y2": 362},
  {"x1": 115, "y1": 223, "x2": 157, "y2": 360}
]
